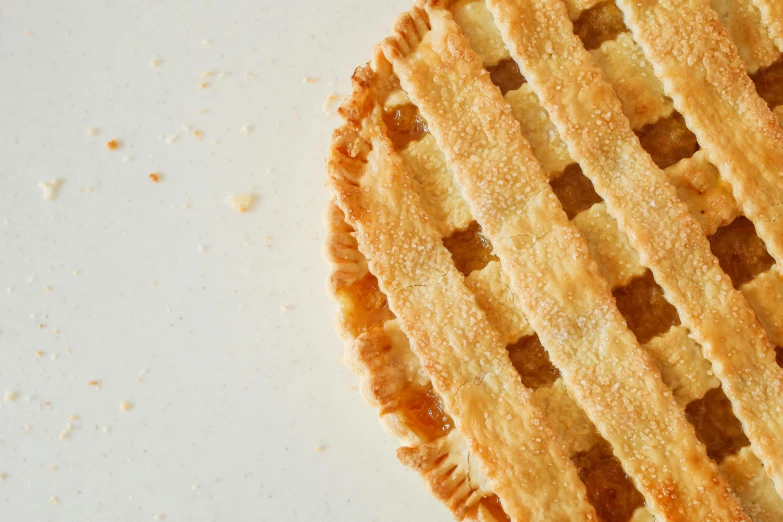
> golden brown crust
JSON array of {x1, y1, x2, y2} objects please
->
[
  {"x1": 325, "y1": 1, "x2": 783, "y2": 519},
  {"x1": 488, "y1": 0, "x2": 783, "y2": 505},
  {"x1": 327, "y1": 35, "x2": 597, "y2": 518},
  {"x1": 387, "y1": 4, "x2": 748, "y2": 520},
  {"x1": 615, "y1": 0, "x2": 783, "y2": 272}
]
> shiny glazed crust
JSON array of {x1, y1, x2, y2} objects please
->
[{"x1": 325, "y1": 0, "x2": 783, "y2": 520}]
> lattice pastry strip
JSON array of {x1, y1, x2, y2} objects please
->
[
  {"x1": 487, "y1": 0, "x2": 783, "y2": 501},
  {"x1": 741, "y1": 269, "x2": 783, "y2": 347},
  {"x1": 383, "y1": 5, "x2": 745, "y2": 519},
  {"x1": 751, "y1": 0, "x2": 783, "y2": 51},
  {"x1": 711, "y1": 0, "x2": 782, "y2": 72},
  {"x1": 615, "y1": 0, "x2": 783, "y2": 269},
  {"x1": 589, "y1": 32, "x2": 674, "y2": 129},
  {"x1": 400, "y1": 134, "x2": 475, "y2": 237},
  {"x1": 720, "y1": 446, "x2": 783, "y2": 522}
]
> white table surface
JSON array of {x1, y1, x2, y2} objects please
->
[{"x1": 0, "y1": 1, "x2": 453, "y2": 520}]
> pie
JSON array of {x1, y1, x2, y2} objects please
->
[{"x1": 324, "y1": 0, "x2": 783, "y2": 520}]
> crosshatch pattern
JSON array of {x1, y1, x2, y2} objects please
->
[{"x1": 326, "y1": 0, "x2": 783, "y2": 521}]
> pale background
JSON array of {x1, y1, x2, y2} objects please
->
[{"x1": 0, "y1": 1, "x2": 453, "y2": 520}]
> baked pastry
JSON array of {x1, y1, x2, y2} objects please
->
[{"x1": 324, "y1": 0, "x2": 783, "y2": 520}]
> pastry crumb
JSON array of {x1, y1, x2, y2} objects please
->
[
  {"x1": 106, "y1": 139, "x2": 120, "y2": 150},
  {"x1": 122, "y1": 156, "x2": 133, "y2": 163},
  {"x1": 38, "y1": 179, "x2": 63, "y2": 201},
  {"x1": 201, "y1": 39, "x2": 212, "y2": 45},
  {"x1": 43, "y1": 285, "x2": 52, "y2": 292},
  {"x1": 192, "y1": 130, "x2": 204, "y2": 139},
  {"x1": 153, "y1": 515, "x2": 166, "y2": 521},
  {"x1": 35, "y1": 350, "x2": 44, "y2": 358},
  {"x1": 58, "y1": 423, "x2": 73, "y2": 440},
  {"x1": 201, "y1": 71, "x2": 213, "y2": 78},
  {"x1": 192, "y1": 484, "x2": 199, "y2": 490},
  {"x1": 239, "y1": 125, "x2": 252, "y2": 135},
  {"x1": 88, "y1": 380, "x2": 100, "y2": 387},
  {"x1": 199, "y1": 82, "x2": 209, "y2": 89},
  {"x1": 149, "y1": 58, "x2": 161, "y2": 67},
  {"x1": 302, "y1": 76, "x2": 318, "y2": 84},
  {"x1": 119, "y1": 401, "x2": 133, "y2": 411},
  {"x1": 49, "y1": 496, "x2": 59, "y2": 505},
  {"x1": 149, "y1": 173, "x2": 161, "y2": 183},
  {"x1": 243, "y1": 72, "x2": 256, "y2": 79},
  {"x1": 4, "y1": 391, "x2": 19, "y2": 402},
  {"x1": 280, "y1": 304, "x2": 292, "y2": 312},
  {"x1": 226, "y1": 194, "x2": 256, "y2": 213},
  {"x1": 101, "y1": 426, "x2": 111, "y2": 433},
  {"x1": 165, "y1": 134, "x2": 179, "y2": 144},
  {"x1": 198, "y1": 245, "x2": 207, "y2": 253},
  {"x1": 0, "y1": 473, "x2": 6, "y2": 480},
  {"x1": 315, "y1": 445, "x2": 325, "y2": 453},
  {"x1": 85, "y1": 128, "x2": 97, "y2": 137},
  {"x1": 323, "y1": 93, "x2": 342, "y2": 114}
]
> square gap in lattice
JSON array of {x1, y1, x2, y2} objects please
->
[
  {"x1": 572, "y1": 0, "x2": 629, "y2": 50},
  {"x1": 635, "y1": 111, "x2": 699, "y2": 169},
  {"x1": 708, "y1": 216, "x2": 774, "y2": 288},
  {"x1": 612, "y1": 270, "x2": 681, "y2": 344},
  {"x1": 685, "y1": 386, "x2": 750, "y2": 463}
]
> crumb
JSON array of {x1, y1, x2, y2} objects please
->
[
  {"x1": 197, "y1": 245, "x2": 207, "y2": 253},
  {"x1": 120, "y1": 401, "x2": 133, "y2": 411},
  {"x1": 0, "y1": 473, "x2": 6, "y2": 480},
  {"x1": 150, "y1": 280, "x2": 158, "y2": 287},
  {"x1": 201, "y1": 39, "x2": 211, "y2": 45},
  {"x1": 49, "y1": 497, "x2": 59, "y2": 505},
  {"x1": 315, "y1": 445, "x2": 325, "y2": 453},
  {"x1": 275, "y1": 121, "x2": 281, "y2": 127},
  {"x1": 280, "y1": 305, "x2": 292, "y2": 312},
  {"x1": 106, "y1": 139, "x2": 120, "y2": 150},
  {"x1": 4, "y1": 391, "x2": 19, "y2": 402},
  {"x1": 166, "y1": 134, "x2": 179, "y2": 144},
  {"x1": 72, "y1": 270, "x2": 79, "y2": 276},
  {"x1": 122, "y1": 156, "x2": 133, "y2": 163},
  {"x1": 201, "y1": 71, "x2": 213, "y2": 78},
  {"x1": 49, "y1": 466, "x2": 57, "y2": 472},
  {"x1": 38, "y1": 179, "x2": 63, "y2": 201},
  {"x1": 43, "y1": 285, "x2": 52, "y2": 292},
  {"x1": 136, "y1": 377, "x2": 143, "y2": 383},
  {"x1": 199, "y1": 82, "x2": 209, "y2": 89},
  {"x1": 180, "y1": 203, "x2": 190, "y2": 210},
  {"x1": 243, "y1": 72, "x2": 256, "y2": 79},
  {"x1": 24, "y1": 30, "x2": 32, "y2": 36},
  {"x1": 69, "y1": 415, "x2": 78, "y2": 421},
  {"x1": 53, "y1": 328, "x2": 60, "y2": 335},
  {"x1": 35, "y1": 351, "x2": 44, "y2": 358},
  {"x1": 348, "y1": 385, "x2": 358, "y2": 391},
  {"x1": 102, "y1": 426, "x2": 110, "y2": 433},
  {"x1": 226, "y1": 194, "x2": 255, "y2": 213},
  {"x1": 58, "y1": 424, "x2": 72, "y2": 440},
  {"x1": 50, "y1": 353, "x2": 58, "y2": 360},
  {"x1": 182, "y1": 125, "x2": 192, "y2": 132},
  {"x1": 153, "y1": 515, "x2": 166, "y2": 521},
  {"x1": 77, "y1": 186, "x2": 95, "y2": 193},
  {"x1": 149, "y1": 173, "x2": 160, "y2": 183},
  {"x1": 85, "y1": 128, "x2": 97, "y2": 137},
  {"x1": 217, "y1": 71, "x2": 228, "y2": 78},
  {"x1": 192, "y1": 130, "x2": 204, "y2": 139},
  {"x1": 88, "y1": 380, "x2": 100, "y2": 387},
  {"x1": 66, "y1": 348, "x2": 72, "y2": 355},
  {"x1": 23, "y1": 424, "x2": 31, "y2": 431},
  {"x1": 192, "y1": 484, "x2": 199, "y2": 490},
  {"x1": 323, "y1": 93, "x2": 342, "y2": 115},
  {"x1": 239, "y1": 125, "x2": 252, "y2": 135},
  {"x1": 199, "y1": 109, "x2": 208, "y2": 115},
  {"x1": 149, "y1": 58, "x2": 161, "y2": 67}
]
